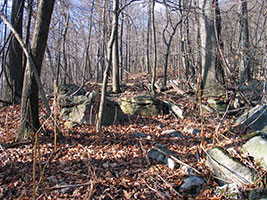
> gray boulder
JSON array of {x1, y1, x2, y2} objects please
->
[
  {"x1": 164, "y1": 100, "x2": 185, "y2": 119},
  {"x1": 242, "y1": 133, "x2": 267, "y2": 170},
  {"x1": 206, "y1": 147, "x2": 258, "y2": 186},
  {"x1": 59, "y1": 94, "x2": 125, "y2": 126},
  {"x1": 234, "y1": 105, "x2": 267, "y2": 131}
]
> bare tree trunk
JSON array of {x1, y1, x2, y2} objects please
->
[
  {"x1": 5, "y1": 0, "x2": 24, "y2": 104},
  {"x1": 61, "y1": 1, "x2": 70, "y2": 84},
  {"x1": 199, "y1": 0, "x2": 224, "y2": 96},
  {"x1": 96, "y1": 13, "x2": 118, "y2": 132},
  {"x1": 150, "y1": 0, "x2": 157, "y2": 95},
  {"x1": 120, "y1": 12, "x2": 124, "y2": 82},
  {"x1": 146, "y1": 0, "x2": 151, "y2": 74},
  {"x1": 112, "y1": 0, "x2": 121, "y2": 93},
  {"x1": 17, "y1": 0, "x2": 56, "y2": 141},
  {"x1": 162, "y1": 4, "x2": 181, "y2": 86},
  {"x1": 100, "y1": 0, "x2": 108, "y2": 82},
  {"x1": 83, "y1": 0, "x2": 95, "y2": 82},
  {"x1": 239, "y1": 0, "x2": 251, "y2": 84},
  {"x1": 96, "y1": 0, "x2": 118, "y2": 132}
]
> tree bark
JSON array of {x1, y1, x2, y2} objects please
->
[
  {"x1": 146, "y1": 0, "x2": 151, "y2": 75},
  {"x1": 17, "y1": 0, "x2": 56, "y2": 141},
  {"x1": 150, "y1": 0, "x2": 157, "y2": 95},
  {"x1": 239, "y1": 0, "x2": 251, "y2": 84},
  {"x1": 163, "y1": 6, "x2": 181, "y2": 86},
  {"x1": 5, "y1": 0, "x2": 24, "y2": 104},
  {"x1": 96, "y1": 0, "x2": 118, "y2": 132},
  {"x1": 199, "y1": 0, "x2": 224, "y2": 97},
  {"x1": 112, "y1": 0, "x2": 121, "y2": 93}
]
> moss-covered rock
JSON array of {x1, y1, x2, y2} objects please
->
[
  {"x1": 207, "y1": 98, "x2": 227, "y2": 112},
  {"x1": 206, "y1": 147, "x2": 258, "y2": 186},
  {"x1": 119, "y1": 95, "x2": 166, "y2": 116},
  {"x1": 242, "y1": 134, "x2": 267, "y2": 170}
]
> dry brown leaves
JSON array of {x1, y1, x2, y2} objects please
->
[{"x1": 0, "y1": 73, "x2": 250, "y2": 200}]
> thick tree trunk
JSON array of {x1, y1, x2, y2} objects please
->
[
  {"x1": 199, "y1": 0, "x2": 224, "y2": 97},
  {"x1": 17, "y1": 0, "x2": 55, "y2": 141},
  {"x1": 5, "y1": 0, "x2": 24, "y2": 104}
]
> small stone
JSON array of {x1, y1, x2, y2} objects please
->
[
  {"x1": 133, "y1": 131, "x2": 150, "y2": 138},
  {"x1": 183, "y1": 127, "x2": 201, "y2": 135},
  {"x1": 110, "y1": 162, "x2": 118, "y2": 167},
  {"x1": 59, "y1": 181, "x2": 70, "y2": 193},
  {"x1": 215, "y1": 183, "x2": 240, "y2": 200},
  {"x1": 148, "y1": 145, "x2": 179, "y2": 168},
  {"x1": 64, "y1": 121, "x2": 76, "y2": 129},
  {"x1": 162, "y1": 129, "x2": 185, "y2": 138},
  {"x1": 105, "y1": 171, "x2": 113, "y2": 178},
  {"x1": 167, "y1": 157, "x2": 175, "y2": 169},
  {"x1": 249, "y1": 188, "x2": 267, "y2": 200},
  {"x1": 47, "y1": 176, "x2": 58, "y2": 184},
  {"x1": 103, "y1": 162, "x2": 109, "y2": 168},
  {"x1": 178, "y1": 176, "x2": 205, "y2": 195}
]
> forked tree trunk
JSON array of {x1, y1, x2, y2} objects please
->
[
  {"x1": 97, "y1": 0, "x2": 118, "y2": 132},
  {"x1": 17, "y1": 0, "x2": 56, "y2": 141}
]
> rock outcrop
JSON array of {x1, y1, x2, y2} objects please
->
[
  {"x1": 119, "y1": 95, "x2": 168, "y2": 116},
  {"x1": 59, "y1": 92, "x2": 125, "y2": 126}
]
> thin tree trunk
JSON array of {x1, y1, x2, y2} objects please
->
[
  {"x1": 62, "y1": 10, "x2": 70, "y2": 84},
  {"x1": 146, "y1": 0, "x2": 151, "y2": 74},
  {"x1": 150, "y1": 0, "x2": 157, "y2": 95},
  {"x1": 96, "y1": 4, "x2": 118, "y2": 132},
  {"x1": 163, "y1": 3, "x2": 182, "y2": 87},
  {"x1": 239, "y1": 0, "x2": 250, "y2": 84},
  {"x1": 83, "y1": 0, "x2": 95, "y2": 82},
  {"x1": 120, "y1": 12, "x2": 124, "y2": 82},
  {"x1": 112, "y1": 0, "x2": 121, "y2": 93}
]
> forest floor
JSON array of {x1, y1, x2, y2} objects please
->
[{"x1": 0, "y1": 71, "x2": 256, "y2": 199}]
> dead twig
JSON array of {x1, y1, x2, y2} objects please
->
[
  {"x1": 48, "y1": 182, "x2": 93, "y2": 191},
  {"x1": 156, "y1": 174, "x2": 182, "y2": 197},
  {"x1": 142, "y1": 178, "x2": 167, "y2": 199},
  {"x1": 154, "y1": 146, "x2": 202, "y2": 175}
]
